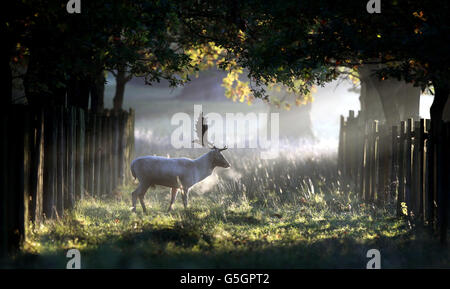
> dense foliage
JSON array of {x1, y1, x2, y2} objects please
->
[
  {"x1": 6, "y1": 1, "x2": 449, "y2": 116},
  {"x1": 6, "y1": 1, "x2": 192, "y2": 108}
]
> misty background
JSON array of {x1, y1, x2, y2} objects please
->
[{"x1": 102, "y1": 70, "x2": 434, "y2": 155}]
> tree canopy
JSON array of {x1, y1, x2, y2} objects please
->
[
  {"x1": 180, "y1": 1, "x2": 448, "y2": 89},
  {"x1": 5, "y1": 0, "x2": 450, "y2": 124},
  {"x1": 6, "y1": 0, "x2": 193, "y2": 108}
]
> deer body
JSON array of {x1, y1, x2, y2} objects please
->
[{"x1": 130, "y1": 149, "x2": 230, "y2": 213}]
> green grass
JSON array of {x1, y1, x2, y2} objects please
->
[
  {"x1": 4, "y1": 184, "x2": 448, "y2": 269},
  {"x1": 3, "y1": 100, "x2": 448, "y2": 269}
]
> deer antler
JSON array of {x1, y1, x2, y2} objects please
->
[
  {"x1": 193, "y1": 112, "x2": 213, "y2": 147},
  {"x1": 211, "y1": 145, "x2": 227, "y2": 151},
  {"x1": 193, "y1": 113, "x2": 228, "y2": 151},
  {"x1": 218, "y1": 145, "x2": 227, "y2": 151}
]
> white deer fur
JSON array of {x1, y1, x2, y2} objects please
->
[{"x1": 130, "y1": 148, "x2": 230, "y2": 212}]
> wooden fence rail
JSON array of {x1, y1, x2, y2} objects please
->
[
  {"x1": 338, "y1": 110, "x2": 450, "y2": 243},
  {"x1": 0, "y1": 105, "x2": 135, "y2": 256}
]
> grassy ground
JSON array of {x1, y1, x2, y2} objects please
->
[
  {"x1": 2, "y1": 100, "x2": 449, "y2": 269},
  {"x1": 4, "y1": 180, "x2": 449, "y2": 269}
]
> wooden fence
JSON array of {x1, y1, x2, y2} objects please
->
[
  {"x1": 338, "y1": 110, "x2": 450, "y2": 243},
  {"x1": 0, "y1": 105, "x2": 135, "y2": 256}
]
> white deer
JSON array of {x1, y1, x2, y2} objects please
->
[{"x1": 130, "y1": 113, "x2": 230, "y2": 213}]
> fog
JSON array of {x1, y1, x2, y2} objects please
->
[{"x1": 104, "y1": 72, "x2": 433, "y2": 153}]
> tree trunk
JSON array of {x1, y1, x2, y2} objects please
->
[
  {"x1": 398, "y1": 83, "x2": 421, "y2": 121},
  {"x1": 359, "y1": 65, "x2": 420, "y2": 127},
  {"x1": 91, "y1": 71, "x2": 105, "y2": 113},
  {"x1": 430, "y1": 78, "x2": 449, "y2": 245},
  {"x1": 1, "y1": 54, "x2": 12, "y2": 106},
  {"x1": 113, "y1": 70, "x2": 128, "y2": 113},
  {"x1": 1, "y1": 20, "x2": 12, "y2": 106},
  {"x1": 78, "y1": 78, "x2": 91, "y2": 110},
  {"x1": 23, "y1": 53, "x2": 39, "y2": 107},
  {"x1": 442, "y1": 88, "x2": 450, "y2": 122},
  {"x1": 23, "y1": 49, "x2": 66, "y2": 108},
  {"x1": 359, "y1": 76, "x2": 385, "y2": 123},
  {"x1": 430, "y1": 80, "x2": 449, "y2": 129},
  {"x1": 375, "y1": 79, "x2": 401, "y2": 127},
  {"x1": 67, "y1": 75, "x2": 90, "y2": 110}
]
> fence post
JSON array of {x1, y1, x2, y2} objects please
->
[
  {"x1": 94, "y1": 113, "x2": 102, "y2": 196},
  {"x1": 0, "y1": 106, "x2": 34, "y2": 255},
  {"x1": 365, "y1": 121, "x2": 373, "y2": 202},
  {"x1": 382, "y1": 124, "x2": 392, "y2": 204},
  {"x1": 118, "y1": 111, "x2": 125, "y2": 186},
  {"x1": 446, "y1": 123, "x2": 450, "y2": 238},
  {"x1": 397, "y1": 121, "x2": 406, "y2": 217},
  {"x1": 75, "y1": 108, "x2": 85, "y2": 200},
  {"x1": 43, "y1": 107, "x2": 57, "y2": 219},
  {"x1": 425, "y1": 119, "x2": 435, "y2": 227},
  {"x1": 107, "y1": 113, "x2": 114, "y2": 195},
  {"x1": 29, "y1": 108, "x2": 45, "y2": 226},
  {"x1": 445, "y1": 123, "x2": 450, "y2": 242},
  {"x1": 367, "y1": 120, "x2": 377, "y2": 202},
  {"x1": 347, "y1": 111, "x2": 355, "y2": 183},
  {"x1": 83, "y1": 112, "x2": 90, "y2": 195},
  {"x1": 56, "y1": 107, "x2": 65, "y2": 218},
  {"x1": 443, "y1": 122, "x2": 450, "y2": 243},
  {"x1": 112, "y1": 113, "x2": 120, "y2": 191},
  {"x1": 411, "y1": 121, "x2": 420, "y2": 218},
  {"x1": 107, "y1": 113, "x2": 112, "y2": 195},
  {"x1": 88, "y1": 112, "x2": 97, "y2": 196},
  {"x1": 66, "y1": 107, "x2": 76, "y2": 210},
  {"x1": 14, "y1": 105, "x2": 26, "y2": 254},
  {"x1": 3, "y1": 106, "x2": 28, "y2": 254},
  {"x1": 391, "y1": 126, "x2": 398, "y2": 205},
  {"x1": 354, "y1": 113, "x2": 362, "y2": 194},
  {"x1": 129, "y1": 109, "x2": 135, "y2": 180},
  {"x1": 36, "y1": 109, "x2": 45, "y2": 225},
  {"x1": 418, "y1": 119, "x2": 426, "y2": 221},
  {"x1": 362, "y1": 122, "x2": 369, "y2": 201},
  {"x1": 376, "y1": 124, "x2": 387, "y2": 204},
  {"x1": 338, "y1": 115, "x2": 345, "y2": 176},
  {"x1": 15, "y1": 106, "x2": 26, "y2": 254},
  {"x1": 436, "y1": 121, "x2": 448, "y2": 244},
  {"x1": 124, "y1": 111, "x2": 130, "y2": 184},
  {"x1": 100, "y1": 113, "x2": 107, "y2": 196},
  {"x1": 0, "y1": 108, "x2": 8, "y2": 257},
  {"x1": 405, "y1": 119, "x2": 414, "y2": 217},
  {"x1": 23, "y1": 107, "x2": 31, "y2": 239},
  {"x1": 359, "y1": 122, "x2": 366, "y2": 200}
]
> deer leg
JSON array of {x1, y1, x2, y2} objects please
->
[
  {"x1": 139, "y1": 194, "x2": 147, "y2": 213},
  {"x1": 168, "y1": 188, "x2": 178, "y2": 212},
  {"x1": 181, "y1": 189, "x2": 189, "y2": 209},
  {"x1": 132, "y1": 182, "x2": 150, "y2": 213},
  {"x1": 138, "y1": 183, "x2": 151, "y2": 214},
  {"x1": 131, "y1": 184, "x2": 141, "y2": 213}
]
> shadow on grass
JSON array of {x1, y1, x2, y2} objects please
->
[{"x1": 2, "y1": 207, "x2": 449, "y2": 269}]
